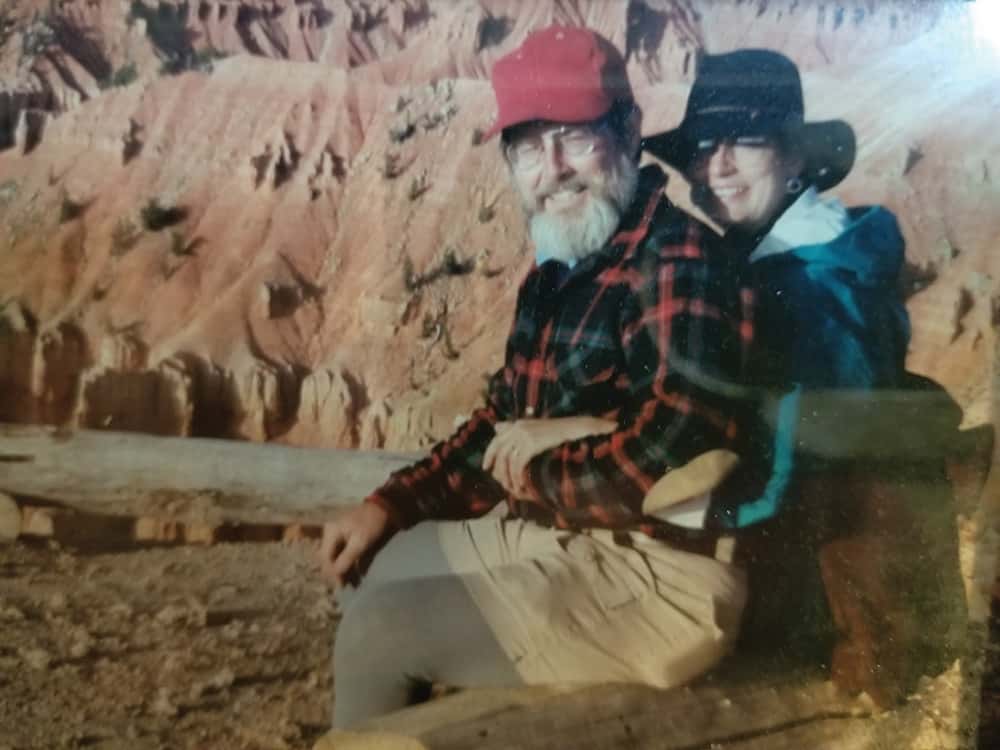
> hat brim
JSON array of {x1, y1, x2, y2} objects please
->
[
  {"x1": 481, "y1": 98, "x2": 618, "y2": 142},
  {"x1": 642, "y1": 117, "x2": 856, "y2": 193}
]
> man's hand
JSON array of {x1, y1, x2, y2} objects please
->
[
  {"x1": 319, "y1": 502, "x2": 392, "y2": 588},
  {"x1": 483, "y1": 417, "x2": 617, "y2": 497}
]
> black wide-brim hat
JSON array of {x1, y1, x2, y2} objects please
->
[{"x1": 642, "y1": 49, "x2": 856, "y2": 192}]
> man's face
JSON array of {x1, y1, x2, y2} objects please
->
[{"x1": 505, "y1": 119, "x2": 639, "y2": 265}]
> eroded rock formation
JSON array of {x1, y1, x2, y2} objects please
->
[{"x1": 0, "y1": 0, "x2": 997, "y2": 447}]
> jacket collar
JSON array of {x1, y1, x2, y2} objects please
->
[{"x1": 748, "y1": 187, "x2": 849, "y2": 263}]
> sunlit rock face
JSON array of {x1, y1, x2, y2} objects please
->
[{"x1": 0, "y1": 0, "x2": 997, "y2": 446}]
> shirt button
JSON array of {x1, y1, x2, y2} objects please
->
[{"x1": 524, "y1": 407, "x2": 535, "y2": 417}]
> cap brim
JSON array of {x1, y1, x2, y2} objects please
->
[{"x1": 481, "y1": 100, "x2": 618, "y2": 143}]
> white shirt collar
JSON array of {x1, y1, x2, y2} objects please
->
[
  {"x1": 535, "y1": 248, "x2": 577, "y2": 269},
  {"x1": 748, "y1": 187, "x2": 850, "y2": 263}
]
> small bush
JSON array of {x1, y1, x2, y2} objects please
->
[
  {"x1": 403, "y1": 248, "x2": 475, "y2": 291},
  {"x1": 389, "y1": 120, "x2": 415, "y2": 144},
  {"x1": 477, "y1": 192, "x2": 499, "y2": 223},
  {"x1": 111, "y1": 217, "x2": 142, "y2": 256},
  {"x1": 99, "y1": 62, "x2": 139, "y2": 90},
  {"x1": 140, "y1": 199, "x2": 187, "y2": 231},
  {"x1": 168, "y1": 230, "x2": 201, "y2": 256},
  {"x1": 59, "y1": 191, "x2": 89, "y2": 223},
  {"x1": 130, "y1": 1, "x2": 227, "y2": 76},
  {"x1": 441, "y1": 247, "x2": 475, "y2": 276},
  {"x1": 169, "y1": 230, "x2": 186, "y2": 256},
  {"x1": 18, "y1": 14, "x2": 56, "y2": 63},
  {"x1": 160, "y1": 48, "x2": 230, "y2": 76},
  {"x1": 407, "y1": 174, "x2": 431, "y2": 201},
  {"x1": 475, "y1": 14, "x2": 513, "y2": 52},
  {"x1": 380, "y1": 152, "x2": 407, "y2": 180},
  {"x1": 402, "y1": 255, "x2": 418, "y2": 291},
  {"x1": 0, "y1": 179, "x2": 18, "y2": 206}
]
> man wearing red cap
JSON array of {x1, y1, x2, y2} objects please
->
[{"x1": 320, "y1": 25, "x2": 755, "y2": 728}]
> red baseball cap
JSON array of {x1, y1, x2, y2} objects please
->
[{"x1": 482, "y1": 25, "x2": 633, "y2": 140}]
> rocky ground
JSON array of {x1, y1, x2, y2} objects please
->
[
  {"x1": 0, "y1": 520, "x2": 995, "y2": 750},
  {"x1": 0, "y1": 536, "x2": 336, "y2": 749}
]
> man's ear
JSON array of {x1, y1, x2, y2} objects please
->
[{"x1": 498, "y1": 136, "x2": 513, "y2": 173}]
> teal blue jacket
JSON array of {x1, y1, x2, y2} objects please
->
[{"x1": 712, "y1": 206, "x2": 910, "y2": 529}]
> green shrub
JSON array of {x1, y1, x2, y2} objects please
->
[
  {"x1": 140, "y1": 199, "x2": 187, "y2": 231},
  {"x1": 99, "y1": 62, "x2": 139, "y2": 90},
  {"x1": 159, "y1": 48, "x2": 230, "y2": 76},
  {"x1": 59, "y1": 191, "x2": 88, "y2": 223},
  {"x1": 111, "y1": 217, "x2": 142, "y2": 256}
]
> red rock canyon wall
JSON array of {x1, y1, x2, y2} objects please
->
[{"x1": 0, "y1": 0, "x2": 997, "y2": 449}]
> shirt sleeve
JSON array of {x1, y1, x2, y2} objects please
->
[
  {"x1": 520, "y1": 228, "x2": 750, "y2": 529},
  {"x1": 364, "y1": 316, "x2": 523, "y2": 530},
  {"x1": 365, "y1": 399, "x2": 509, "y2": 530}
]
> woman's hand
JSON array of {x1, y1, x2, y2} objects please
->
[{"x1": 483, "y1": 417, "x2": 617, "y2": 497}]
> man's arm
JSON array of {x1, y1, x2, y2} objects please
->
[
  {"x1": 363, "y1": 269, "x2": 547, "y2": 530},
  {"x1": 319, "y1": 371, "x2": 513, "y2": 586},
  {"x1": 318, "y1": 276, "x2": 537, "y2": 585},
  {"x1": 520, "y1": 243, "x2": 750, "y2": 528},
  {"x1": 364, "y1": 400, "x2": 510, "y2": 530}
]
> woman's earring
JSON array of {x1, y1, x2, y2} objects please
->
[{"x1": 785, "y1": 176, "x2": 804, "y2": 195}]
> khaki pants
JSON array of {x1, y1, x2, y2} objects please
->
[
  {"x1": 340, "y1": 516, "x2": 747, "y2": 697},
  {"x1": 437, "y1": 517, "x2": 746, "y2": 687}
]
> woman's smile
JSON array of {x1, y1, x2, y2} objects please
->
[{"x1": 710, "y1": 185, "x2": 748, "y2": 198}]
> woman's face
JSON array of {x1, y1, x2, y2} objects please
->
[{"x1": 686, "y1": 136, "x2": 803, "y2": 234}]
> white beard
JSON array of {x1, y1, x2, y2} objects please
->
[{"x1": 525, "y1": 152, "x2": 640, "y2": 266}]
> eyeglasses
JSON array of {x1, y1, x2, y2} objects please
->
[
  {"x1": 689, "y1": 135, "x2": 778, "y2": 172},
  {"x1": 694, "y1": 134, "x2": 774, "y2": 154},
  {"x1": 504, "y1": 124, "x2": 606, "y2": 172}
]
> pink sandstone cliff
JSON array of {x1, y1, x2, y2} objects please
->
[{"x1": 0, "y1": 0, "x2": 998, "y2": 450}]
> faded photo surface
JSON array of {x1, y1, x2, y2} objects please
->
[{"x1": 0, "y1": 1, "x2": 998, "y2": 748}]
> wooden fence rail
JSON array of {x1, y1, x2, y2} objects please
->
[{"x1": 0, "y1": 423, "x2": 421, "y2": 524}]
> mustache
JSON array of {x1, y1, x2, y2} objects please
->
[{"x1": 537, "y1": 179, "x2": 588, "y2": 202}]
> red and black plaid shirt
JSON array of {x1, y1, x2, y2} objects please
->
[{"x1": 368, "y1": 166, "x2": 755, "y2": 534}]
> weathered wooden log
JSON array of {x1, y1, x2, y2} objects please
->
[
  {"x1": 0, "y1": 423, "x2": 421, "y2": 523},
  {"x1": 317, "y1": 677, "x2": 882, "y2": 750}
]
